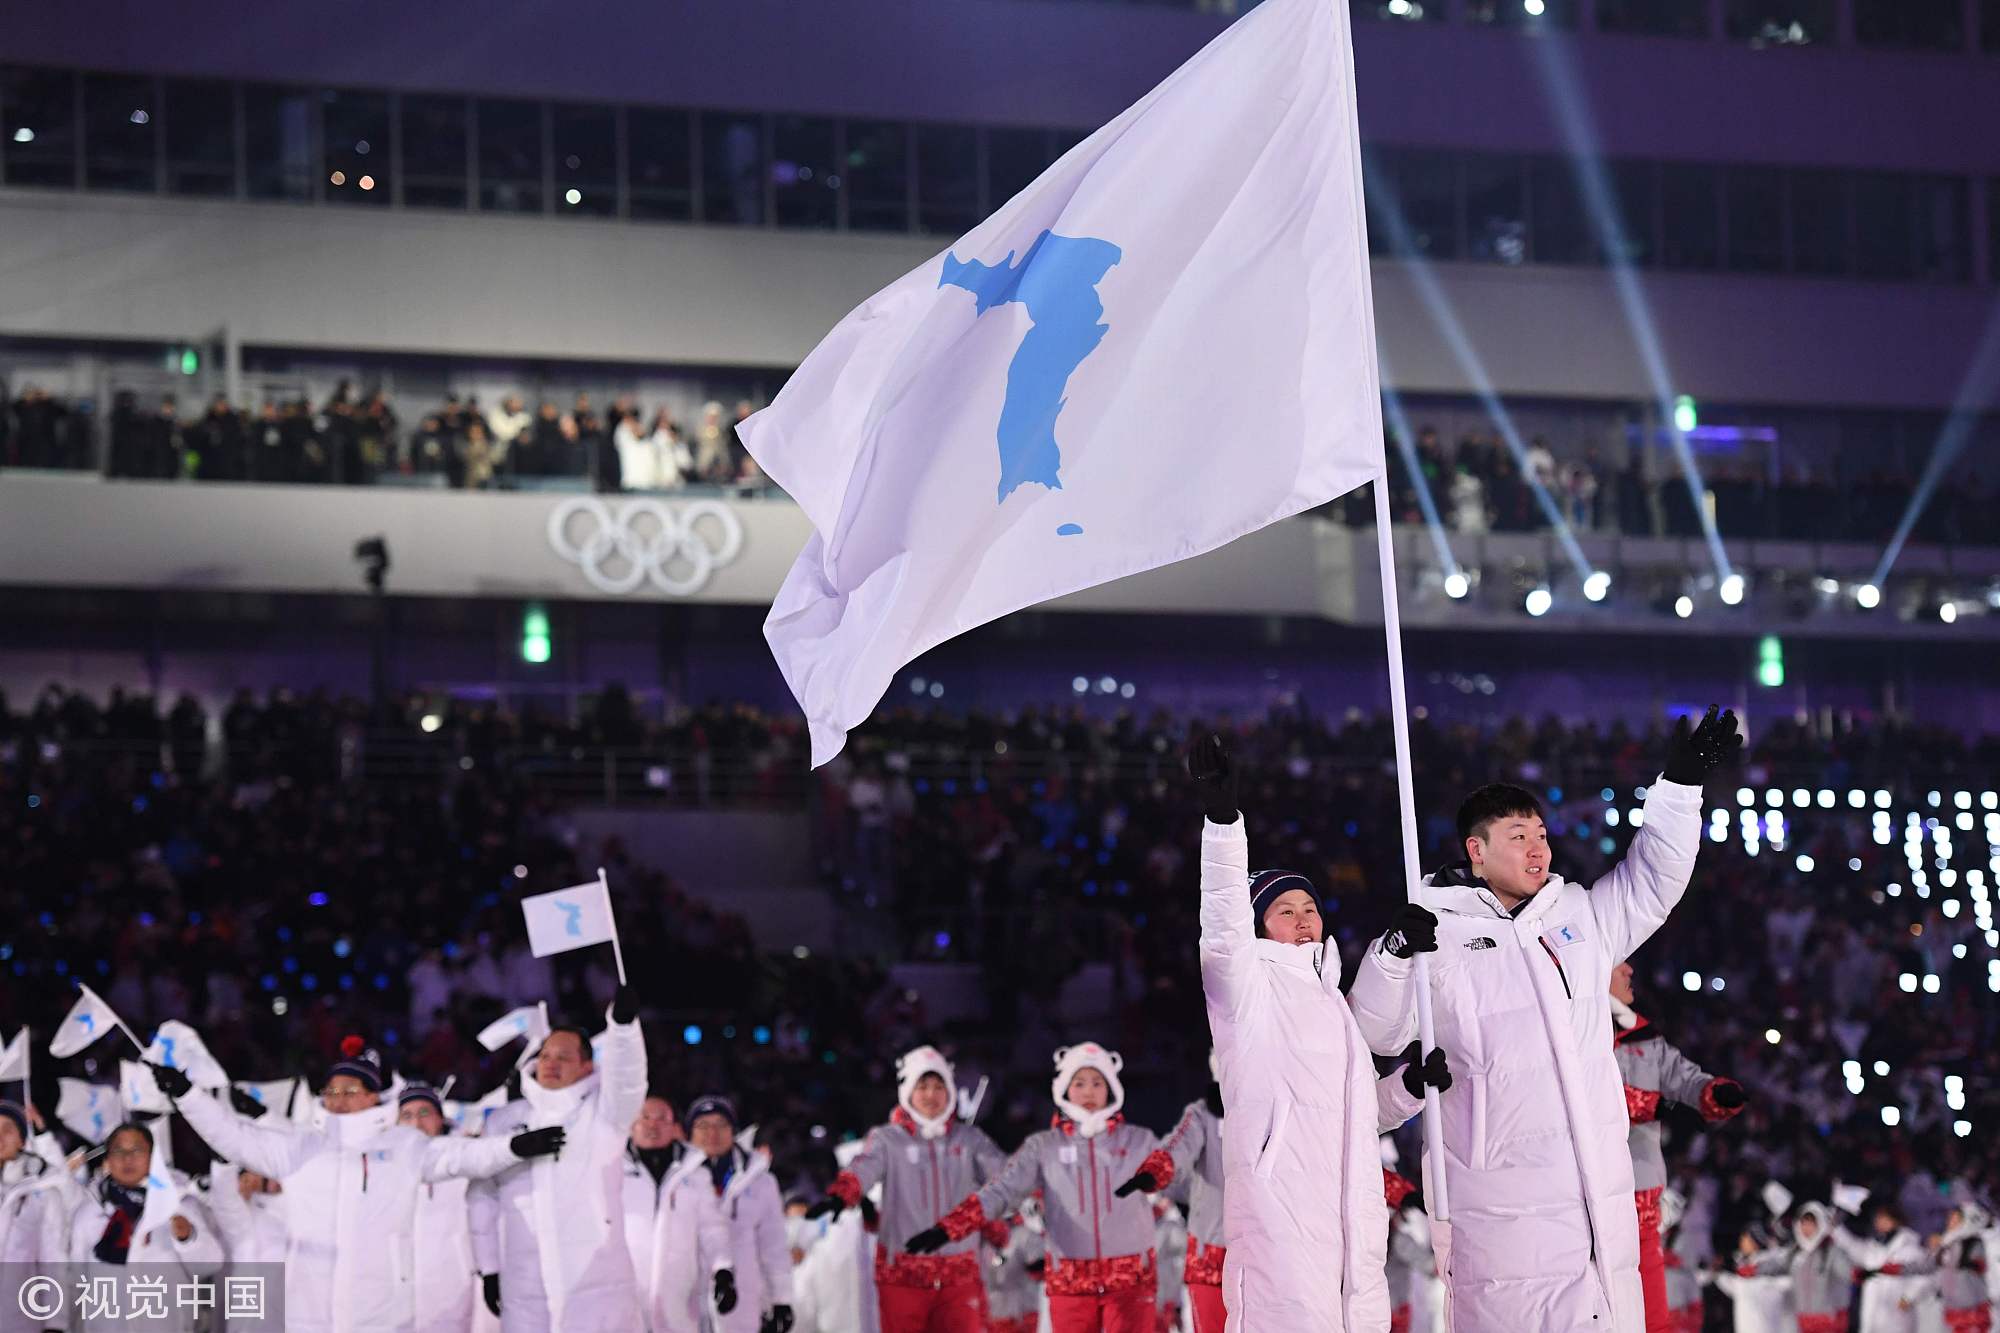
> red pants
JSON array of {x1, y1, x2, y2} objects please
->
[
  {"x1": 1797, "y1": 1314, "x2": 1850, "y2": 1333},
  {"x1": 1186, "y1": 1283, "x2": 1225, "y2": 1333},
  {"x1": 1390, "y1": 1305, "x2": 1411, "y2": 1333},
  {"x1": 1635, "y1": 1187, "x2": 1669, "y2": 1333},
  {"x1": 1047, "y1": 1287, "x2": 1156, "y2": 1333},
  {"x1": 1946, "y1": 1311, "x2": 1995, "y2": 1333},
  {"x1": 879, "y1": 1280, "x2": 989, "y2": 1333}
]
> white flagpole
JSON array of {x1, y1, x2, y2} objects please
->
[
  {"x1": 1331, "y1": 0, "x2": 1451, "y2": 1221},
  {"x1": 598, "y1": 867, "x2": 627, "y2": 985}
]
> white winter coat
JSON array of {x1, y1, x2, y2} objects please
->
[
  {"x1": 203, "y1": 1161, "x2": 291, "y2": 1333},
  {"x1": 54, "y1": 1170, "x2": 226, "y2": 1333},
  {"x1": 176, "y1": 1091, "x2": 519, "y2": 1333},
  {"x1": 1348, "y1": 776, "x2": 1706, "y2": 1333},
  {"x1": 0, "y1": 1147, "x2": 63, "y2": 1333},
  {"x1": 467, "y1": 1014, "x2": 648, "y2": 1333},
  {"x1": 1831, "y1": 1226, "x2": 1937, "y2": 1333},
  {"x1": 1199, "y1": 817, "x2": 1428, "y2": 1333},
  {"x1": 791, "y1": 1208, "x2": 877, "y2": 1333},
  {"x1": 697, "y1": 1147, "x2": 793, "y2": 1333},
  {"x1": 415, "y1": 1173, "x2": 479, "y2": 1332},
  {"x1": 645, "y1": 1147, "x2": 735, "y2": 1333}
]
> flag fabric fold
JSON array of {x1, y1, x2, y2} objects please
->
[
  {"x1": 0, "y1": 1029, "x2": 27, "y2": 1082},
  {"x1": 49, "y1": 984, "x2": 125, "y2": 1059},
  {"x1": 143, "y1": 1020, "x2": 230, "y2": 1090},
  {"x1": 520, "y1": 881, "x2": 618, "y2": 959},
  {"x1": 738, "y1": 0, "x2": 1382, "y2": 765},
  {"x1": 56, "y1": 1078, "x2": 119, "y2": 1144},
  {"x1": 477, "y1": 1002, "x2": 552, "y2": 1055}
]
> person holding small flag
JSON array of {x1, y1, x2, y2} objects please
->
[
  {"x1": 0, "y1": 1100, "x2": 64, "y2": 1333},
  {"x1": 49, "y1": 1119, "x2": 223, "y2": 1333},
  {"x1": 149, "y1": 1038, "x2": 563, "y2": 1333}
]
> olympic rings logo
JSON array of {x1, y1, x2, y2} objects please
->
[{"x1": 546, "y1": 497, "x2": 746, "y2": 597}]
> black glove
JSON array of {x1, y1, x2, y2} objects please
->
[
  {"x1": 1382, "y1": 904, "x2": 1439, "y2": 959},
  {"x1": 713, "y1": 1269, "x2": 738, "y2": 1315},
  {"x1": 1114, "y1": 1171, "x2": 1157, "y2": 1198},
  {"x1": 763, "y1": 1305, "x2": 795, "y2": 1333},
  {"x1": 147, "y1": 1061, "x2": 193, "y2": 1100},
  {"x1": 858, "y1": 1195, "x2": 878, "y2": 1228},
  {"x1": 481, "y1": 1274, "x2": 501, "y2": 1317},
  {"x1": 510, "y1": 1127, "x2": 567, "y2": 1160},
  {"x1": 1711, "y1": 1080, "x2": 1747, "y2": 1109},
  {"x1": 1663, "y1": 705, "x2": 1743, "y2": 786},
  {"x1": 805, "y1": 1195, "x2": 845, "y2": 1221},
  {"x1": 228, "y1": 1087, "x2": 269, "y2": 1119},
  {"x1": 905, "y1": 1225, "x2": 950, "y2": 1255},
  {"x1": 611, "y1": 983, "x2": 640, "y2": 1024},
  {"x1": 1401, "y1": 1047, "x2": 1453, "y2": 1098},
  {"x1": 1187, "y1": 733, "x2": 1239, "y2": 825}
]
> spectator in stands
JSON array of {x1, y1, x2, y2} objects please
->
[
  {"x1": 1450, "y1": 463, "x2": 1488, "y2": 535},
  {"x1": 13, "y1": 384, "x2": 76, "y2": 469},
  {"x1": 489, "y1": 394, "x2": 530, "y2": 470},
  {"x1": 695, "y1": 402, "x2": 732, "y2": 482},
  {"x1": 283, "y1": 398, "x2": 328, "y2": 484},
  {"x1": 614, "y1": 407, "x2": 672, "y2": 492},
  {"x1": 520, "y1": 401, "x2": 564, "y2": 477},
  {"x1": 463, "y1": 420, "x2": 498, "y2": 489},
  {"x1": 1525, "y1": 435, "x2": 1558, "y2": 490},
  {"x1": 189, "y1": 394, "x2": 247, "y2": 481}
]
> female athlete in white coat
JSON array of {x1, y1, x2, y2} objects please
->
[
  {"x1": 1349, "y1": 706, "x2": 1739, "y2": 1333},
  {"x1": 152, "y1": 1041, "x2": 561, "y2": 1333},
  {"x1": 1184, "y1": 735, "x2": 1451, "y2": 1333},
  {"x1": 0, "y1": 1101, "x2": 64, "y2": 1333}
]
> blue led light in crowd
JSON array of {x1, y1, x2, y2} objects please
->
[
  {"x1": 753, "y1": 1026, "x2": 772, "y2": 1045},
  {"x1": 933, "y1": 932, "x2": 951, "y2": 950},
  {"x1": 308, "y1": 892, "x2": 328, "y2": 907},
  {"x1": 683, "y1": 1025, "x2": 703, "y2": 1045}
]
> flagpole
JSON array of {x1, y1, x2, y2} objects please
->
[
  {"x1": 1331, "y1": 0, "x2": 1451, "y2": 1222},
  {"x1": 598, "y1": 867, "x2": 628, "y2": 986}
]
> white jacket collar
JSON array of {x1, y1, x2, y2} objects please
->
[
  {"x1": 521, "y1": 1070, "x2": 600, "y2": 1120},
  {"x1": 1418, "y1": 872, "x2": 1570, "y2": 923},
  {"x1": 720, "y1": 1146, "x2": 770, "y2": 1203},
  {"x1": 324, "y1": 1103, "x2": 397, "y2": 1146}
]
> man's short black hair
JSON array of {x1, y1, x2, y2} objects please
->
[{"x1": 1457, "y1": 783, "x2": 1546, "y2": 844}]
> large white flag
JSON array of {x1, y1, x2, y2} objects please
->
[
  {"x1": 0, "y1": 1029, "x2": 26, "y2": 1082},
  {"x1": 521, "y1": 880, "x2": 618, "y2": 958},
  {"x1": 120, "y1": 1060, "x2": 171, "y2": 1115},
  {"x1": 56, "y1": 1078, "x2": 119, "y2": 1144},
  {"x1": 738, "y1": 0, "x2": 1382, "y2": 765},
  {"x1": 133, "y1": 1136, "x2": 189, "y2": 1247},
  {"x1": 143, "y1": 1020, "x2": 229, "y2": 1090},
  {"x1": 234, "y1": 1078, "x2": 299, "y2": 1117},
  {"x1": 49, "y1": 984, "x2": 126, "y2": 1059}
]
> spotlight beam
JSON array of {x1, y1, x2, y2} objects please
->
[
  {"x1": 1378, "y1": 350, "x2": 1462, "y2": 582},
  {"x1": 1868, "y1": 305, "x2": 2000, "y2": 589},
  {"x1": 1525, "y1": 33, "x2": 1736, "y2": 586},
  {"x1": 1364, "y1": 165, "x2": 1597, "y2": 587}
]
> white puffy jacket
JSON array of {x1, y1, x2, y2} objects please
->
[
  {"x1": 0, "y1": 1147, "x2": 63, "y2": 1333},
  {"x1": 1348, "y1": 776, "x2": 1705, "y2": 1333},
  {"x1": 1830, "y1": 1225, "x2": 1936, "y2": 1333},
  {"x1": 54, "y1": 1169, "x2": 226, "y2": 1333},
  {"x1": 176, "y1": 1092, "x2": 519, "y2": 1333},
  {"x1": 644, "y1": 1147, "x2": 734, "y2": 1333},
  {"x1": 203, "y1": 1161, "x2": 291, "y2": 1333},
  {"x1": 697, "y1": 1147, "x2": 794, "y2": 1333},
  {"x1": 415, "y1": 1174, "x2": 479, "y2": 1332},
  {"x1": 1198, "y1": 817, "x2": 1428, "y2": 1333},
  {"x1": 467, "y1": 1013, "x2": 648, "y2": 1333}
]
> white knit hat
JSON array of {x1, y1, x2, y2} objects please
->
[
  {"x1": 896, "y1": 1045, "x2": 957, "y2": 1140},
  {"x1": 1051, "y1": 1042, "x2": 1125, "y2": 1138}
]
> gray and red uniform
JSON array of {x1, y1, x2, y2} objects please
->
[
  {"x1": 1158, "y1": 1097, "x2": 1224, "y2": 1333},
  {"x1": 984, "y1": 1215, "x2": 1045, "y2": 1333},
  {"x1": 1788, "y1": 1205, "x2": 1856, "y2": 1333},
  {"x1": 1659, "y1": 1250, "x2": 1701, "y2": 1333},
  {"x1": 936, "y1": 1115, "x2": 1169, "y2": 1333},
  {"x1": 1383, "y1": 1171, "x2": 1423, "y2": 1333},
  {"x1": 830, "y1": 1109, "x2": 1007, "y2": 1333},
  {"x1": 1614, "y1": 1012, "x2": 1742, "y2": 1333}
]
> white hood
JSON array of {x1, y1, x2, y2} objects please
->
[
  {"x1": 520, "y1": 1069, "x2": 600, "y2": 1122},
  {"x1": 1795, "y1": 1202, "x2": 1834, "y2": 1253},
  {"x1": 1050, "y1": 1042, "x2": 1124, "y2": 1139},
  {"x1": 895, "y1": 1045, "x2": 956, "y2": 1140},
  {"x1": 324, "y1": 1102, "x2": 397, "y2": 1147}
]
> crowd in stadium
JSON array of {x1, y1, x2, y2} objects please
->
[{"x1": 6, "y1": 683, "x2": 1998, "y2": 1320}]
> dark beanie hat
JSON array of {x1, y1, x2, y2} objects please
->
[
  {"x1": 1249, "y1": 869, "x2": 1318, "y2": 922},
  {"x1": 0, "y1": 1101, "x2": 28, "y2": 1140},
  {"x1": 327, "y1": 1035, "x2": 385, "y2": 1092},
  {"x1": 685, "y1": 1094, "x2": 738, "y2": 1130},
  {"x1": 397, "y1": 1083, "x2": 443, "y2": 1114}
]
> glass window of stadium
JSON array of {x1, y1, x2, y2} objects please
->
[
  {"x1": 1350, "y1": 0, "x2": 1444, "y2": 21},
  {"x1": 551, "y1": 104, "x2": 615, "y2": 218},
  {"x1": 401, "y1": 94, "x2": 468, "y2": 210},
  {"x1": 1788, "y1": 169, "x2": 1851, "y2": 276},
  {"x1": 2, "y1": 67, "x2": 79, "y2": 188},
  {"x1": 1595, "y1": 0, "x2": 1711, "y2": 38},
  {"x1": 845, "y1": 120, "x2": 911, "y2": 233},
  {"x1": 322, "y1": 90, "x2": 389, "y2": 207},
  {"x1": 700, "y1": 112, "x2": 766, "y2": 224},
  {"x1": 772, "y1": 115, "x2": 839, "y2": 229},
  {"x1": 1367, "y1": 147, "x2": 1459, "y2": 261},
  {"x1": 1988, "y1": 0, "x2": 2000, "y2": 51},
  {"x1": 82, "y1": 73, "x2": 157, "y2": 192},
  {"x1": 1659, "y1": 163, "x2": 1721, "y2": 270},
  {"x1": 1853, "y1": 172, "x2": 1919, "y2": 281},
  {"x1": 1854, "y1": 0, "x2": 1964, "y2": 49},
  {"x1": 162, "y1": 79, "x2": 236, "y2": 198},
  {"x1": 1723, "y1": 0, "x2": 1836, "y2": 45},
  {"x1": 1605, "y1": 161, "x2": 1658, "y2": 265},
  {"x1": 476, "y1": 98, "x2": 544, "y2": 214},
  {"x1": 243, "y1": 84, "x2": 313, "y2": 201},
  {"x1": 627, "y1": 107, "x2": 693, "y2": 221},
  {"x1": 1912, "y1": 176, "x2": 1969, "y2": 283},
  {"x1": 1722, "y1": 166, "x2": 1783, "y2": 272},
  {"x1": 1464, "y1": 155, "x2": 1527, "y2": 264},
  {"x1": 915, "y1": 124, "x2": 980, "y2": 236},
  {"x1": 987, "y1": 127, "x2": 1052, "y2": 213},
  {"x1": 1464, "y1": 0, "x2": 1578, "y2": 28},
  {"x1": 1526, "y1": 158, "x2": 1593, "y2": 265}
]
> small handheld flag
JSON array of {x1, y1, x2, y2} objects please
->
[{"x1": 519, "y1": 869, "x2": 626, "y2": 982}]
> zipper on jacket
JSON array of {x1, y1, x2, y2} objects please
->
[
  {"x1": 1088, "y1": 1135, "x2": 1104, "y2": 1270},
  {"x1": 361, "y1": 1151, "x2": 369, "y2": 1192},
  {"x1": 1538, "y1": 936, "x2": 1574, "y2": 1000}
]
